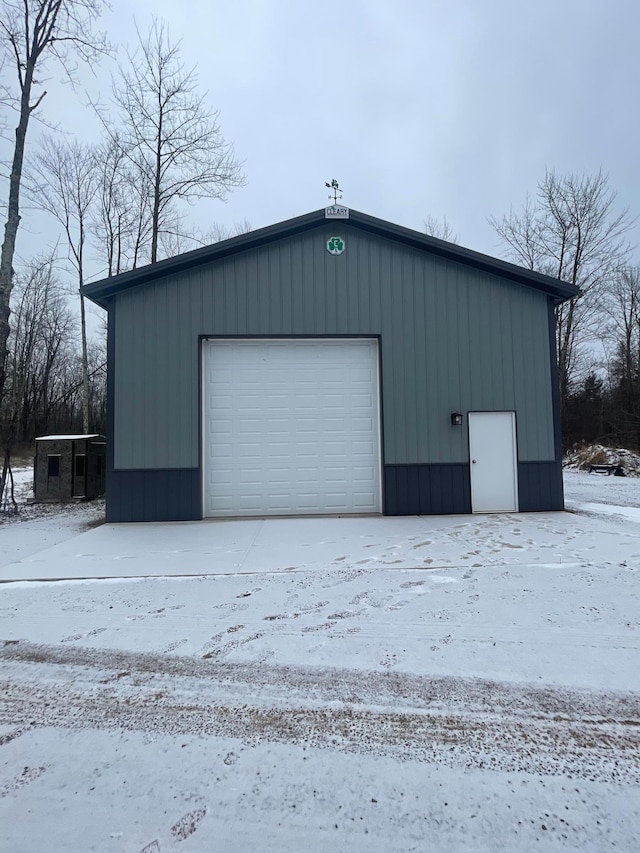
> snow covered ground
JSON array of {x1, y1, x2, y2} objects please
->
[{"x1": 0, "y1": 472, "x2": 639, "y2": 851}]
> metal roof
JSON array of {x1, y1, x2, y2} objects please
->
[{"x1": 82, "y1": 208, "x2": 580, "y2": 309}]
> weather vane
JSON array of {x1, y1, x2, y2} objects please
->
[{"x1": 325, "y1": 178, "x2": 343, "y2": 204}]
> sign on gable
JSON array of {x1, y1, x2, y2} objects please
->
[{"x1": 325, "y1": 205, "x2": 349, "y2": 219}]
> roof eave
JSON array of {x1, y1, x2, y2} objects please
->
[{"x1": 82, "y1": 210, "x2": 326, "y2": 309}]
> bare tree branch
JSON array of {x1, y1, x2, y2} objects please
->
[
  {"x1": 0, "y1": 0, "x2": 109, "y2": 416},
  {"x1": 28, "y1": 134, "x2": 99, "y2": 432},
  {"x1": 424, "y1": 215, "x2": 458, "y2": 244},
  {"x1": 490, "y1": 170, "x2": 635, "y2": 432},
  {"x1": 104, "y1": 17, "x2": 245, "y2": 264}
]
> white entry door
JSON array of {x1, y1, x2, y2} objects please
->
[
  {"x1": 202, "y1": 338, "x2": 382, "y2": 517},
  {"x1": 468, "y1": 411, "x2": 518, "y2": 513}
]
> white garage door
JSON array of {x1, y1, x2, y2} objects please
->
[{"x1": 202, "y1": 338, "x2": 382, "y2": 517}]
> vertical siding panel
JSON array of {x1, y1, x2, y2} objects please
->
[
  {"x1": 277, "y1": 243, "x2": 291, "y2": 333},
  {"x1": 150, "y1": 281, "x2": 163, "y2": 468},
  {"x1": 369, "y1": 239, "x2": 381, "y2": 332},
  {"x1": 245, "y1": 254, "x2": 258, "y2": 334},
  {"x1": 398, "y1": 249, "x2": 415, "y2": 462},
  {"x1": 492, "y1": 280, "x2": 506, "y2": 408},
  {"x1": 203, "y1": 261, "x2": 215, "y2": 331},
  {"x1": 448, "y1": 268, "x2": 465, "y2": 462},
  {"x1": 185, "y1": 273, "x2": 198, "y2": 467},
  {"x1": 457, "y1": 269, "x2": 472, "y2": 431},
  {"x1": 143, "y1": 283, "x2": 157, "y2": 468},
  {"x1": 413, "y1": 255, "x2": 427, "y2": 464},
  {"x1": 431, "y1": 256, "x2": 445, "y2": 457},
  {"x1": 438, "y1": 266, "x2": 451, "y2": 461},
  {"x1": 467, "y1": 272, "x2": 482, "y2": 412},
  {"x1": 378, "y1": 239, "x2": 395, "y2": 462},
  {"x1": 300, "y1": 239, "x2": 313, "y2": 333},
  {"x1": 501, "y1": 286, "x2": 516, "y2": 417},
  {"x1": 161, "y1": 279, "x2": 174, "y2": 467}
]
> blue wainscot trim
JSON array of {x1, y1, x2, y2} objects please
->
[
  {"x1": 106, "y1": 461, "x2": 563, "y2": 522},
  {"x1": 384, "y1": 464, "x2": 472, "y2": 515},
  {"x1": 107, "y1": 468, "x2": 201, "y2": 522},
  {"x1": 518, "y1": 461, "x2": 564, "y2": 512}
]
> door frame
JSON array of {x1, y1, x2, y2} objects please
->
[{"x1": 468, "y1": 410, "x2": 519, "y2": 513}]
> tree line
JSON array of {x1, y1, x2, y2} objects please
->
[{"x1": 0, "y1": 1, "x2": 245, "y2": 504}]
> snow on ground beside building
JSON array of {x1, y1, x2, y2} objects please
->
[
  {"x1": 0, "y1": 470, "x2": 638, "y2": 851},
  {"x1": 564, "y1": 468, "x2": 640, "y2": 507},
  {"x1": 0, "y1": 499, "x2": 104, "y2": 568},
  {"x1": 0, "y1": 464, "x2": 34, "y2": 508}
]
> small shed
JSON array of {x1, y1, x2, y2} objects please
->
[{"x1": 34, "y1": 434, "x2": 106, "y2": 503}]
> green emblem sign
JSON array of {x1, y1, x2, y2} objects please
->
[{"x1": 327, "y1": 236, "x2": 345, "y2": 255}]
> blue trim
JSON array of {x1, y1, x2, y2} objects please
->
[
  {"x1": 107, "y1": 468, "x2": 200, "y2": 522},
  {"x1": 105, "y1": 300, "x2": 116, "y2": 521},
  {"x1": 384, "y1": 464, "x2": 472, "y2": 515},
  {"x1": 518, "y1": 461, "x2": 564, "y2": 511}
]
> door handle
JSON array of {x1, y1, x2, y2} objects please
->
[{"x1": 472, "y1": 459, "x2": 477, "y2": 463}]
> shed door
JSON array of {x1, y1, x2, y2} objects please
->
[
  {"x1": 72, "y1": 442, "x2": 86, "y2": 497},
  {"x1": 202, "y1": 339, "x2": 382, "y2": 517},
  {"x1": 468, "y1": 411, "x2": 518, "y2": 513}
]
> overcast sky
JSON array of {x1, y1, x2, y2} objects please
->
[{"x1": 4, "y1": 0, "x2": 640, "y2": 283}]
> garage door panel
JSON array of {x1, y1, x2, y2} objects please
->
[{"x1": 203, "y1": 339, "x2": 381, "y2": 517}]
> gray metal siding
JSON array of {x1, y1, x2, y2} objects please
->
[{"x1": 113, "y1": 226, "x2": 555, "y2": 471}]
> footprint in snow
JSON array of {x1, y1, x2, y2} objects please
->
[
  {"x1": 161, "y1": 639, "x2": 187, "y2": 653},
  {"x1": 236, "y1": 588, "x2": 261, "y2": 598},
  {"x1": 170, "y1": 808, "x2": 207, "y2": 842},
  {"x1": 387, "y1": 599, "x2": 411, "y2": 611},
  {"x1": 0, "y1": 728, "x2": 23, "y2": 747},
  {"x1": 0, "y1": 766, "x2": 47, "y2": 798}
]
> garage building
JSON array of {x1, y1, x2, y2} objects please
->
[{"x1": 82, "y1": 207, "x2": 578, "y2": 522}]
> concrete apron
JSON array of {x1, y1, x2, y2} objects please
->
[{"x1": 0, "y1": 509, "x2": 636, "y2": 583}]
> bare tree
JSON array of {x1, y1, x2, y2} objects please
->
[
  {"x1": 603, "y1": 267, "x2": 640, "y2": 447},
  {"x1": 105, "y1": 18, "x2": 245, "y2": 264},
  {"x1": 156, "y1": 215, "x2": 253, "y2": 260},
  {"x1": 490, "y1": 170, "x2": 634, "y2": 426},
  {"x1": 0, "y1": 0, "x2": 108, "y2": 407},
  {"x1": 30, "y1": 135, "x2": 99, "y2": 432},
  {"x1": 92, "y1": 134, "x2": 145, "y2": 276},
  {"x1": 424, "y1": 215, "x2": 458, "y2": 244},
  {"x1": 207, "y1": 219, "x2": 253, "y2": 243}
]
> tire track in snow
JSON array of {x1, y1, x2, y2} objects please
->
[{"x1": 0, "y1": 641, "x2": 639, "y2": 785}]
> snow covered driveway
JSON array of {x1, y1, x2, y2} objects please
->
[{"x1": 0, "y1": 473, "x2": 639, "y2": 851}]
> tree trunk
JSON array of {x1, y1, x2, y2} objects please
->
[
  {"x1": 150, "y1": 105, "x2": 163, "y2": 264},
  {"x1": 0, "y1": 66, "x2": 35, "y2": 404},
  {"x1": 79, "y1": 291, "x2": 90, "y2": 434}
]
